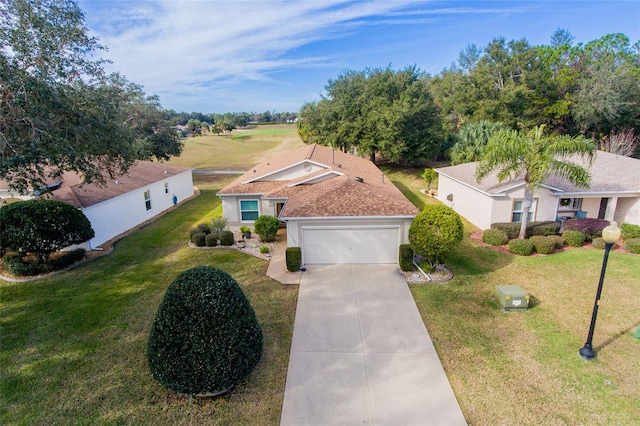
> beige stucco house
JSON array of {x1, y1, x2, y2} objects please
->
[
  {"x1": 217, "y1": 144, "x2": 418, "y2": 264},
  {"x1": 436, "y1": 150, "x2": 640, "y2": 230}
]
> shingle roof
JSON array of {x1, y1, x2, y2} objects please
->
[
  {"x1": 436, "y1": 150, "x2": 640, "y2": 195},
  {"x1": 218, "y1": 144, "x2": 418, "y2": 218},
  {"x1": 0, "y1": 162, "x2": 193, "y2": 208}
]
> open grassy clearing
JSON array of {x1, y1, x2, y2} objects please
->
[
  {"x1": 0, "y1": 175, "x2": 298, "y2": 425},
  {"x1": 166, "y1": 124, "x2": 304, "y2": 171}
]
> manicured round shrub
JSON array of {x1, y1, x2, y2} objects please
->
[
  {"x1": 529, "y1": 235, "x2": 556, "y2": 254},
  {"x1": 197, "y1": 223, "x2": 211, "y2": 234},
  {"x1": 399, "y1": 244, "x2": 414, "y2": 272},
  {"x1": 148, "y1": 266, "x2": 263, "y2": 395},
  {"x1": 254, "y1": 215, "x2": 280, "y2": 242},
  {"x1": 191, "y1": 232, "x2": 206, "y2": 246},
  {"x1": 590, "y1": 237, "x2": 619, "y2": 250},
  {"x1": 205, "y1": 233, "x2": 218, "y2": 247},
  {"x1": 508, "y1": 238, "x2": 534, "y2": 256},
  {"x1": 189, "y1": 228, "x2": 201, "y2": 238},
  {"x1": 0, "y1": 199, "x2": 94, "y2": 263},
  {"x1": 285, "y1": 247, "x2": 302, "y2": 272},
  {"x1": 529, "y1": 221, "x2": 561, "y2": 236},
  {"x1": 490, "y1": 222, "x2": 521, "y2": 240},
  {"x1": 551, "y1": 235, "x2": 564, "y2": 249},
  {"x1": 482, "y1": 229, "x2": 509, "y2": 246},
  {"x1": 219, "y1": 230, "x2": 234, "y2": 246},
  {"x1": 563, "y1": 218, "x2": 609, "y2": 241},
  {"x1": 624, "y1": 238, "x2": 640, "y2": 254},
  {"x1": 409, "y1": 205, "x2": 464, "y2": 266},
  {"x1": 259, "y1": 245, "x2": 269, "y2": 254},
  {"x1": 563, "y1": 230, "x2": 586, "y2": 247},
  {"x1": 620, "y1": 223, "x2": 640, "y2": 240}
]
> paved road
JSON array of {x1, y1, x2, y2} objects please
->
[{"x1": 280, "y1": 264, "x2": 467, "y2": 426}]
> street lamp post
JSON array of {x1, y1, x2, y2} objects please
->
[{"x1": 579, "y1": 221, "x2": 622, "y2": 360}]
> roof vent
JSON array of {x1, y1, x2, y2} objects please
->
[
  {"x1": 115, "y1": 180, "x2": 120, "y2": 184},
  {"x1": 337, "y1": 163, "x2": 342, "y2": 168},
  {"x1": 355, "y1": 176, "x2": 364, "y2": 183},
  {"x1": 164, "y1": 170, "x2": 168, "y2": 174}
]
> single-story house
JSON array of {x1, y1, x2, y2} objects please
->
[
  {"x1": 0, "y1": 161, "x2": 194, "y2": 249},
  {"x1": 217, "y1": 144, "x2": 418, "y2": 265},
  {"x1": 435, "y1": 150, "x2": 640, "y2": 229}
]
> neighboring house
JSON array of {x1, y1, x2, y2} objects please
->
[
  {"x1": 217, "y1": 144, "x2": 418, "y2": 264},
  {"x1": 0, "y1": 161, "x2": 194, "y2": 249},
  {"x1": 436, "y1": 150, "x2": 640, "y2": 229}
]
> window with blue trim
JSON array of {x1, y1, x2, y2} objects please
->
[{"x1": 240, "y1": 200, "x2": 259, "y2": 221}]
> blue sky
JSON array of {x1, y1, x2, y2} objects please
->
[{"x1": 78, "y1": 1, "x2": 640, "y2": 114}]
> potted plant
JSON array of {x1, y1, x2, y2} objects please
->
[
  {"x1": 240, "y1": 226, "x2": 252, "y2": 239},
  {"x1": 237, "y1": 239, "x2": 246, "y2": 248}
]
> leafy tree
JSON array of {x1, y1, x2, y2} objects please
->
[
  {"x1": 476, "y1": 125, "x2": 596, "y2": 239},
  {"x1": 408, "y1": 204, "x2": 463, "y2": 270},
  {"x1": 1, "y1": 0, "x2": 183, "y2": 193},
  {"x1": 449, "y1": 120, "x2": 508, "y2": 165},
  {"x1": 420, "y1": 168, "x2": 437, "y2": 190},
  {"x1": 148, "y1": 266, "x2": 263, "y2": 395},
  {"x1": 0, "y1": 199, "x2": 95, "y2": 263},
  {"x1": 297, "y1": 66, "x2": 442, "y2": 164}
]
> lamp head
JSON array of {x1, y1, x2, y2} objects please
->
[{"x1": 602, "y1": 221, "x2": 621, "y2": 244}]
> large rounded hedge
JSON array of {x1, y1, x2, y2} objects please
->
[
  {"x1": 408, "y1": 204, "x2": 463, "y2": 265},
  {"x1": 148, "y1": 266, "x2": 263, "y2": 395}
]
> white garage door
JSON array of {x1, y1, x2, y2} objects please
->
[{"x1": 302, "y1": 226, "x2": 400, "y2": 264}]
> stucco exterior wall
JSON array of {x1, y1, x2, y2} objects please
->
[
  {"x1": 83, "y1": 170, "x2": 194, "y2": 247},
  {"x1": 615, "y1": 196, "x2": 640, "y2": 225},
  {"x1": 220, "y1": 195, "x2": 280, "y2": 228},
  {"x1": 436, "y1": 175, "x2": 496, "y2": 229}
]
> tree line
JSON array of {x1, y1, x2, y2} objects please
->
[{"x1": 297, "y1": 30, "x2": 640, "y2": 164}]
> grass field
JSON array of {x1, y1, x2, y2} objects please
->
[
  {"x1": 166, "y1": 124, "x2": 304, "y2": 171},
  {"x1": 2, "y1": 127, "x2": 639, "y2": 425}
]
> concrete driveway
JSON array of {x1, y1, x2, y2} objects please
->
[{"x1": 280, "y1": 264, "x2": 467, "y2": 426}]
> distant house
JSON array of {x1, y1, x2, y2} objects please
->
[
  {"x1": 0, "y1": 162, "x2": 194, "y2": 249},
  {"x1": 217, "y1": 144, "x2": 418, "y2": 265},
  {"x1": 435, "y1": 151, "x2": 640, "y2": 229}
]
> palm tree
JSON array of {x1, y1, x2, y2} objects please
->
[
  {"x1": 476, "y1": 125, "x2": 596, "y2": 239},
  {"x1": 449, "y1": 120, "x2": 508, "y2": 165}
]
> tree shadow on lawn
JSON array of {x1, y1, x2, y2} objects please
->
[
  {"x1": 390, "y1": 180, "x2": 427, "y2": 211},
  {"x1": 446, "y1": 237, "x2": 514, "y2": 279}
]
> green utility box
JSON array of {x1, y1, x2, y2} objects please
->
[{"x1": 495, "y1": 285, "x2": 530, "y2": 312}]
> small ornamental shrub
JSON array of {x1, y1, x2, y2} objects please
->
[
  {"x1": 529, "y1": 221, "x2": 561, "y2": 236},
  {"x1": 259, "y1": 245, "x2": 269, "y2": 254},
  {"x1": 240, "y1": 226, "x2": 251, "y2": 234},
  {"x1": 2, "y1": 249, "x2": 86, "y2": 276},
  {"x1": 197, "y1": 223, "x2": 211, "y2": 234},
  {"x1": 48, "y1": 249, "x2": 86, "y2": 270},
  {"x1": 529, "y1": 236, "x2": 556, "y2": 254},
  {"x1": 210, "y1": 217, "x2": 228, "y2": 237},
  {"x1": 189, "y1": 228, "x2": 201, "y2": 238},
  {"x1": 205, "y1": 233, "x2": 218, "y2": 247},
  {"x1": 219, "y1": 230, "x2": 234, "y2": 246},
  {"x1": 191, "y1": 232, "x2": 206, "y2": 247},
  {"x1": 620, "y1": 223, "x2": 640, "y2": 240},
  {"x1": 590, "y1": 237, "x2": 618, "y2": 250},
  {"x1": 508, "y1": 238, "x2": 534, "y2": 256},
  {"x1": 491, "y1": 221, "x2": 560, "y2": 239},
  {"x1": 285, "y1": 247, "x2": 302, "y2": 272},
  {"x1": 482, "y1": 229, "x2": 509, "y2": 246},
  {"x1": 0, "y1": 199, "x2": 94, "y2": 263},
  {"x1": 551, "y1": 235, "x2": 564, "y2": 249},
  {"x1": 399, "y1": 244, "x2": 414, "y2": 272},
  {"x1": 563, "y1": 230, "x2": 586, "y2": 247},
  {"x1": 563, "y1": 218, "x2": 609, "y2": 241},
  {"x1": 409, "y1": 205, "x2": 464, "y2": 268},
  {"x1": 624, "y1": 238, "x2": 640, "y2": 254},
  {"x1": 254, "y1": 215, "x2": 280, "y2": 242},
  {"x1": 148, "y1": 266, "x2": 263, "y2": 395}
]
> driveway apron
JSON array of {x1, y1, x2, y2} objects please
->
[{"x1": 280, "y1": 264, "x2": 467, "y2": 426}]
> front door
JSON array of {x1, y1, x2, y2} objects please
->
[{"x1": 598, "y1": 198, "x2": 608, "y2": 219}]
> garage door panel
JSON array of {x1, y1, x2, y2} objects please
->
[{"x1": 302, "y1": 227, "x2": 399, "y2": 264}]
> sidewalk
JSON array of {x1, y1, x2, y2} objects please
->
[{"x1": 266, "y1": 228, "x2": 300, "y2": 285}]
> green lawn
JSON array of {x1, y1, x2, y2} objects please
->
[
  {"x1": 0, "y1": 175, "x2": 298, "y2": 425},
  {"x1": 385, "y1": 169, "x2": 639, "y2": 425},
  {"x1": 166, "y1": 124, "x2": 304, "y2": 171},
  {"x1": 2, "y1": 139, "x2": 639, "y2": 425}
]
